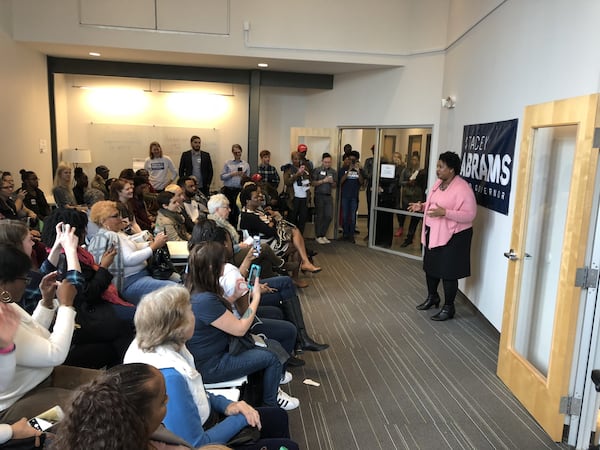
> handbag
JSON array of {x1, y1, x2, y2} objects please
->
[{"x1": 148, "y1": 246, "x2": 175, "y2": 280}]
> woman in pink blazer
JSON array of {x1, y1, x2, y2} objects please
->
[{"x1": 407, "y1": 152, "x2": 476, "y2": 321}]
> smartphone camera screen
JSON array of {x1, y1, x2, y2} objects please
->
[{"x1": 247, "y1": 264, "x2": 261, "y2": 290}]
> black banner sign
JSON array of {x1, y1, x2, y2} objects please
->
[{"x1": 460, "y1": 119, "x2": 518, "y2": 215}]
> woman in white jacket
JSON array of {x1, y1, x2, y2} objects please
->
[{"x1": 0, "y1": 225, "x2": 81, "y2": 424}]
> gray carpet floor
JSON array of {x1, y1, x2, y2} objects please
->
[{"x1": 284, "y1": 240, "x2": 565, "y2": 450}]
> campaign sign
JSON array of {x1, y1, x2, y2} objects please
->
[{"x1": 460, "y1": 119, "x2": 518, "y2": 215}]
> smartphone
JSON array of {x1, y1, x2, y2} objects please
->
[
  {"x1": 252, "y1": 236, "x2": 261, "y2": 257},
  {"x1": 28, "y1": 405, "x2": 64, "y2": 432},
  {"x1": 247, "y1": 264, "x2": 261, "y2": 290},
  {"x1": 56, "y1": 253, "x2": 67, "y2": 281},
  {"x1": 237, "y1": 166, "x2": 243, "y2": 172}
]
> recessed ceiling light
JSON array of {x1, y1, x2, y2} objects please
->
[
  {"x1": 257, "y1": 63, "x2": 268, "y2": 68},
  {"x1": 89, "y1": 52, "x2": 101, "y2": 57}
]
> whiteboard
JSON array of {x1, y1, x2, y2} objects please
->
[{"x1": 87, "y1": 123, "x2": 219, "y2": 177}]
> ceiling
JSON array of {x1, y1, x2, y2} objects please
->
[{"x1": 25, "y1": 41, "x2": 401, "y2": 76}]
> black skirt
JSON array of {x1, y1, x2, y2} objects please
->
[{"x1": 423, "y1": 227, "x2": 473, "y2": 280}]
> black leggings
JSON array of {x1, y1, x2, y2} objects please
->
[{"x1": 426, "y1": 274, "x2": 458, "y2": 306}]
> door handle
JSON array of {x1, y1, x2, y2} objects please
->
[
  {"x1": 524, "y1": 253, "x2": 532, "y2": 259},
  {"x1": 504, "y1": 249, "x2": 519, "y2": 261}
]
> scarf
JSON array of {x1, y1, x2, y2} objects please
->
[
  {"x1": 77, "y1": 247, "x2": 134, "y2": 307},
  {"x1": 207, "y1": 213, "x2": 239, "y2": 245}
]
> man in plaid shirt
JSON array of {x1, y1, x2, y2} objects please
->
[{"x1": 257, "y1": 150, "x2": 280, "y2": 190}]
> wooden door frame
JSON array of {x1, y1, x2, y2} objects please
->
[{"x1": 497, "y1": 94, "x2": 600, "y2": 441}]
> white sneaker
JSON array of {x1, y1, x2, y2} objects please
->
[
  {"x1": 277, "y1": 388, "x2": 299, "y2": 410},
  {"x1": 280, "y1": 371, "x2": 293, "y2": 384},
  {"x1": 316, "y1": 237, "x2": 326, "y2": 244},
  {"x1": 321, "y1": 237, "x2": 331, "y2": 244}
]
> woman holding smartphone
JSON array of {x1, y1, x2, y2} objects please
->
[{"x1": 185, "y1": 241, "x2": 299, "y2": 410}]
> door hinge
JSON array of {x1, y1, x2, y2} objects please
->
[
  {"x1": 575, "y1": 267, "x2": 599, "y2": 289},
  {"x1": 559, "y1": 396, "x2": 582, "y2": 416}
]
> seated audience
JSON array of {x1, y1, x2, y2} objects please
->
[
  {"x1": 165, "y1": 183, "x2": 195, "y2": 233},
  {"x1": 0, "y1": 302, "x2": 43, "y2": 446},
  {"x1": 20, "y1": 170, "x2": 51, "y2": 221},
  {"x1": 109, "y1": 178, "x2": 143, "y2": 235},
  {"x1": 185, "y1": 241, "x2": 299, "y2": 410},
  {"x1": 52, "y1": 162, "x2": 86, "y2": 211},
  {"x1": 52, "y1": 363, "x2": 194, "y2": 450},
  {"x1": 207, "y1": 194, "x2": 295, "y2": 280},
  {"x1": 91, "y1": 165, "x2": 110, "y2": 199},
  {"x1": 87, "y1": 200, "x2": 177, "y2": 305},
  {"x1": 73, "y1": 167, "x2": 88, "y2": 205},
  {"x1": 41, "y1": 208, "x2": 136, "y2": 368},
  {"x1": 0, "y1": 242, "x2": 83, "y2": 424},
  {"x1": 132, "y1": 176, "x2": 156, "y2": 231},
  {"x1": 125, "y1": 286, "x2": 299, "y2": 449},
  {"x1": 154, "y1": 191, "x2": 191, "y2": 241},
  {"x1": 191, "y1": 218, "x2": 327, "y2": 354},
  {"x1": 180, "y1": 176, "x2": 209, "y2": 223},
  {"x1": 239, "y1": 185, "x2": 321, "y2": 275},
  {"x1": 0, "y1": 220, "x2": 47, "y2": 312}
]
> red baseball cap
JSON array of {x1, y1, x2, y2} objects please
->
[
  {"x1": 297, "y1": 144, "x2": 308, "y2": 152},
  {"x1": 251, "y1": 173, "x2": 262, "y2": 182}
]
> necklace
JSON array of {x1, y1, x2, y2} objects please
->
[{"x1": 439, "y1": 176, "x2": 455, "y2": 191}]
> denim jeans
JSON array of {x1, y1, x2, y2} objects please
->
[
  {"x1": 198, "y1": 348, "x2": 283, "y2": 407},
  {"x1": 341, "y1": 196, "x2": 358, "y2": 237},
  {"x1": 121, "y1": 269, "x2": 178, "y2": 305},
  {"x1": 261, "y1": 276, "x2": 296, "y2": 306},
  {"x1": 251, "y1": 317, "x2": 296, "y2": 355}
]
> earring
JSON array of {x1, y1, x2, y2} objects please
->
[{"x1": 0, "y1": 289, "x2": 13, "y2": 303}]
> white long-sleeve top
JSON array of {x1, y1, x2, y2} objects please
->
[
  {"x1": 118, "y1": 233, "x2": 153, "y2": 278},
  {"x1": 0, "y1": 301, "x2": 76, "y2": 412},
  {"x1": 0, "y1": 348, "x2": 16, "y2": 444}
]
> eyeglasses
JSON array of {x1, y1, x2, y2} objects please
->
[
  {"x1": 16, "y1": 276, "x2": 32, "y2": 284},
  {"x1": 219, "y1": 205, "x2": 231, "y2": 210}
]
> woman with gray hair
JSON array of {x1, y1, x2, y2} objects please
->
[
  {"x1": 207, "y1": 193, "x2": 296, "y2": 280},
  {"x1": 124, "y1": 285, "x2": 298, "y2": 449}
]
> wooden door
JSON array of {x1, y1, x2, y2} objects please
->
[{"x1": 497, "y1": 94, "x2": 600, "y2": 440}]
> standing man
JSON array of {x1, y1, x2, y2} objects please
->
[
  {"x1": 362, "y1": 145, "x2": 375, "y2": 240},
  {"x1": 312, "y1": 153, "x2": 337, "y2": 244},
  {"x1": 257, "y1": 149, "x2": 280, "y2": 189},
  {"x1": 296, "y1": 144, "x2": 314, "y2": 172},
  {"x1": 220, "y1": 144, "x2": 250, "y2": 226},
  {"x1": 178, "y1": 135, "x2": 213, "y2": 197},
  {"x1": 91, "y1": 165, "x2": 110, "y2": 199},
  {"x1": 338, "y1": 152, "x2": 363, "y2": 243}
]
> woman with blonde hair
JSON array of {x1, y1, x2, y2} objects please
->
[
  {"x1": 87, "y1": 200, "x2": 177, "y2": 305},
  {"x1": 144, "y1": 141, "x2": 178, "y2": 192},
  {"x1": 125, "y1": 286, "x2": 298, "y2": 449},
  {"x1": 52, "y1": 162, "x2": 86, "y2": 211}
]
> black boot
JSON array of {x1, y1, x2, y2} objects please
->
[
  {"x1": 431, "y1": 304, "x2": 455, "y2": 321},
  {"x1": 416, "y1": 294, "x2": 440, "y2": 310},
  {"x1": 282, "y1": 298, "x2": 329, "y2": 352},
  {"x1": 400, "y1": 234, "x2": 414, "y2": 247}
]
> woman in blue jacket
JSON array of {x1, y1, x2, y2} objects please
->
[{"x1": 124, "y1": 285, "x2": 298, "y2": 449}]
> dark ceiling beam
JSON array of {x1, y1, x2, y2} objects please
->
[{"x1": 47, "y1": 57, "x2": 333, "y2": 89}]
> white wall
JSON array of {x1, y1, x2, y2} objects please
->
[
  {"x1": 9, "y1": 0, "x2": 450, "y2": 67},
  {"x1": 439, "y1": 0, "x2": 600, "y2": 329},
  {"x1": 0, "y1": 5, "x2": 54, "y2": 194},
  {"x1": 59, "y1": 76, "x2": 250, "y2": 191}
]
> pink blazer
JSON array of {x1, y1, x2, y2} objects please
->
[{"x1": 421, "y1": 176, "x2": 476, "y2": 249}]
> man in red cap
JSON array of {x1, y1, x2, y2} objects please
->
[{"x1": 296, "y1": 144, "x2": 314, "y2": 172}]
